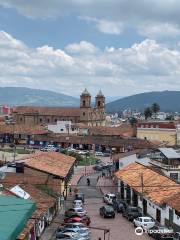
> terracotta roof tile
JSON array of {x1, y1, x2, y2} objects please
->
[
  {"x1": 166, "y1": 193, "x2": 180, "y2": 212},
  {"x1": 115, "y1": 162, "x2": 180, "y2": 206},
  {"x1": 13, "y1": 106, "x2": 80, "y2": 117},
  {"x1": 0, "y1": 124, "x2": 49, "y2": 135},
  {"x1": 22, "y1": 152, "x2": 76, "y2": 178}
]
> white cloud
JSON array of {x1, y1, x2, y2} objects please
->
[
  {"x1": 1, "y1": 31, "x2": 180, "y2": 96},
  {"x1": 1, "y1": 0, "x2": 180, "y2": 38},
  {"x1": 65, "y1": 41, "x2": 98, "y2": 54},
  {"x1": 80, "y1": 17, "x2": 123, "y2": 35},
  {"x1": 137, "y1": 22, "x2": 180, "y2": 40}
]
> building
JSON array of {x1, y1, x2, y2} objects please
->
[
  {"x1": 137, "y1": 121, "x2": 180, "y2": 146},
  {"x1": 48, "y1": 121, "x2": 79, "y2": 134},
  {"x1": 18, "y1": 151, "x2": 76, "y2": 197},
  {"x1": 150, "y1": 148, "x2": 180, "y2": 182},
  {"x1": 115, "y1": 162, "x2": 180, "y2": 231},
  {"x1": 12, "y1": 89, "x2": 106, "y2": 127},
  {"x1": 0, "y1": 195, "x2": 36, "y2": 240}
]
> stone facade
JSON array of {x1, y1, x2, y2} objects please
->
[{"x1": 12, "y1": 89, "x2": 106, "y2": 126}]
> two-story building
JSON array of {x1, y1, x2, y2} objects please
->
[{"x1": 150, "y1": 148, "x2": 180, "y2": 182}]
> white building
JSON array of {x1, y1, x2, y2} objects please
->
[
  {"x1": 48, "y1": 121, "x2": 79, "y2": 134},
  {"x1": 115, "y1": 162, "x2": 180, "y2": 231}
]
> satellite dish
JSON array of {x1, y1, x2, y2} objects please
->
[{"x1": 0, "y1": 171, "x2": 6, "y2": 180}]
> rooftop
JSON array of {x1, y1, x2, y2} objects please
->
[
  {"x1": 22, "y1": 152, "x2": 76, "y2": 178},
  {"x1": 115, "y1": 162, "x2": 180, "y2": 206},
  {"x1": 0, "y1": 195, "x2": 35, "y2": 240},
  {"x1": 158, "y1": 148, "x2": 180, "y2": 159},
  {"x1": 13, "y1": 106, "x2": 81, "y2": 117}
]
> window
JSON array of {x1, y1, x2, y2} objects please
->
[
  {"x1": 60, "y1": 129, "x2": 64, "y2": 131},
  {"x1": 55, "y1": 119, "x2": 57, "y2": 123},
  {"x1": 83, "y1": 112, "x2": 85, "y2": 116},
  {"x1": 98, "y1": 101, "x2": 101, "y2": 107},
  {"x1": 39, "y1": 118, "x2": 42, "y2": 123},
  {"x1": 83, "y1": 100, "x2": 86, "y2": 106},
  {"x1": 175, "y1": 210, "x2": 180, "y2": 217},
  {"x1": 20, "y1": 117, "x2": 23, "y2": 122},
  {"x1": 149, "y1": 203, "x2": 151, "y2": 206},
  {"x1": 47, "y1": 119, "x2": 50, "y2": 123},
  {"x1": 170, "y1": 173, "x2": 178, "y2": 180}
]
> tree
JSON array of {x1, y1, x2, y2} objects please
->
[
  {"x1": 129, "y1": 117, "x2": 137, "y2": 127},
  {"x1": 144, "y1": 107, "x2": 152, "y2": 120},
  {"x1": 151, "y1": 103, "x2": 160, "y2": 118}
]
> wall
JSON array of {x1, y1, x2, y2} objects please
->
[
  {"x1": 137, "y1": 128, "x2": 176, "y2": 146},
  {"x1": 24, "y1": 167, "x2": 64, "y2": 194},
  {"x1": 48, "y1": 121, "x2": 79, "y2": 134}
]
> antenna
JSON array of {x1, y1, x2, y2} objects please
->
[{"x1": 0, "y1": 171, "x2": 6, "y2": 180}]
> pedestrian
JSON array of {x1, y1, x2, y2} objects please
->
[{"x1": 87, "y1": 178, "x2": 90, "y2": 186}]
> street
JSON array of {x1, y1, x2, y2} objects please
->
[{"x1": 78, "y1": 173, "x2": 151, "y2": 240}]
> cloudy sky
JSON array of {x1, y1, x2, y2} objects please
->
[{"x1": 0, "y1": 0, "x2": 180, "y2": 97}]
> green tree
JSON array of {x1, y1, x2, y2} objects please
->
[
  {"x1": 144, "y1": 107, "x2": 152, "y2": 120},
  {"x1": 129, "y1": 117, "x2": 137, "y2": 127},
  {"x1": 151, "y1": 103, "x2": 160, "y2": 118}
]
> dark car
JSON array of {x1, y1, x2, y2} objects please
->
[
  {"x1": 93, "y1": 164, "x2": 103, "y2": 171},
  {"x1": 112, "y1": 199, "x2": 128, "y2": 213},
  {"x1": 148, "y1": 225, "x2": 174, "y2": 239},
  {"x1": 122, "y1": 206, "x2": 142, "y2": 221},
  {"x1": 99, "y1": 206, "x2": 115, "y2": 218},
  {"x1": 75, "y1": 193, "x2": 85, "y2": 204},
  {"x1": 65, "y1": 209, "x2": 81, "y2": 218}
]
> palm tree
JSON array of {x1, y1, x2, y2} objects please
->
[{"x1": 144, "y1": 107, "x2": 152, "y2": 120}]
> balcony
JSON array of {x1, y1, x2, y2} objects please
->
[{"x1": 150, "y1": 159, "x2": 180, "y2": 170}]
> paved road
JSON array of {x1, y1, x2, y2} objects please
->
[{"x1": 78, "y1": 174, "x2": 150, "y2": 240}]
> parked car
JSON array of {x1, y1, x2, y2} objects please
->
[
  {"x1": 148, "y1": 225, "x2": 174, "y2": 239},
  {"x1": 112, "y1": 199, "x2": 128, "y2": 213},
  {"x1": 95, "y1": 152, "x2": 103, "y2": 156},
  {"x1": 73, "y1": 200, "x2": 83, "y2": 208},
  {"x1": 64, "y1": 216, "x2": 91, "y2": 226},
  {"x1": 99, "y1": 206, "x2": 115, "y2": 218},
  {"x1": 65, "y1": 209, "x2": 81, "y2": 218},
  {"x1": 103, "y1": 193, "x2": 116, "y2": 205},
  {"x1": 122, "y1": 206, "x2": 142, "y2": 221},
  {"x1": 133, "y1": 217, "x2": 155, "y2": 230},
  {"x1": 60, "y1": 228, "x2": 90, "y2": 240},
  {"x1": 56, "y1": 231, "x2": 78, "y2": 239},
  {"x1": 73, "y1": 208, "x2": 87, "y2": 217},
  {"x1": 75, "y1": 193, "x2": 85, "y2": 204},
  {"x1": 93, "y1": 164, "x2": 103, "y2": 171},
  {"x1": 61, "y1": 222, "x2": 89, "y2": 232},
  {"x1": 174, "y1": 233, "x2": 180, "y2": 240}
]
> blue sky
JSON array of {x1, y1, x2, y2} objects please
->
[{"x1": 0, "y1": 0, "x2": 180, "y2": 97}]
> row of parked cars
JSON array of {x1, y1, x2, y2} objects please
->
[
  {"x1": 56, "y1": 193, "x2": 91, "y2": 240},
  {"x1": 103, "y1": 193, "x2": 180, "y2": 240}
]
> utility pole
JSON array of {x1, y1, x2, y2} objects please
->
[{"x1": 140, "y1": 173, "x2": 144, "y2": 215}]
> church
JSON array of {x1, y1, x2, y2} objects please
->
[{"x1": 12, "y1": 89, "x2": 106, "y2": 126}]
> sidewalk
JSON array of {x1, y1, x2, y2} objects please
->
[{"x1": 40, "y1": 208, "x2": 64, "y2": 240}]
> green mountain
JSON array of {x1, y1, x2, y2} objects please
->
[
  {"x1": 0, "y1": 87, "x2": 79, "y2": 107},
  {"x1": 106, "y1": 91, "x2": 180, "y2": 113}
]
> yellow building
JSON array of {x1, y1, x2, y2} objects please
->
[{"x1": 137, "y1": 121, "x2": 177, "y2": 146}]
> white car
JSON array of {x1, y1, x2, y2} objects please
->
[
  {"x1": 73, "y1": 199, "x2": 83, "y2": 208},
  {"x1": 95, "y1": 151, "x2": 103, "y2": 156},
  {"x1": 103, "y1": 193, "x2": 116, "y2": 205},
  {"x1": 73, "y1": 207, "x2": 87, "y2": 217},
  {"x1": 133, "y1": 217, "x2": 155, "y2": 230}
]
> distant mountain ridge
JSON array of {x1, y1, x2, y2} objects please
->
[
  {"x1": 106, "y1": 91, "x2": 180, "y2": 113},
  {"x1": 0, "y1": 87, "x2": 79, "y2": 107}
]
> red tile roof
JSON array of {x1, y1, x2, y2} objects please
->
[
  {"x1": 0, "y1": 124, "x2": 49, "y2": 135},
  {"x1": 115, "y1": 162, "x2": 180, "y2": 206},
  {"x1": 22, "y1": 152, "x2": 76, "y2": 178},
  {"x1": 13, "y1": 106, "x2": 80, "y2": 117}
]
